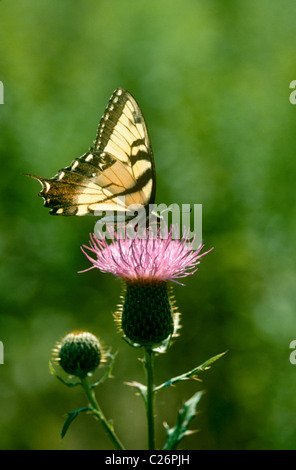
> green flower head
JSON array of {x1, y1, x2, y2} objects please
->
[{"x1": 53, "y1": 331, "x2": 103, "y2": 379}]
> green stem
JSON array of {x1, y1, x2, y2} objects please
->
[
  {"x1": 144, "y1": 347, "x2": 155, "y2": 450},
  {"x1": 80, "y1": 376, "x2": 125, "y2": 450}
]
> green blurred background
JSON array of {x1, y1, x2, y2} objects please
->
[{"x1": 1, "y1": 0, "x2": 296, "y2": 450}]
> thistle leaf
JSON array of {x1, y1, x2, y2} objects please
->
[
  {"x1": 125, "y1": 381, "x2": 147, "y2": 401},
  {"x1": 163, "y1": 391, "x2": 203, "y2": 450},
  {"x1": 61, "y1": 407, "x2": 93, "y2": 438},
  {"x1": 155, "y1": 351, "x2": 226, "y2": 392},
  {"x1": 49, "y1": 361, "x2": 81, "y2": 387}
]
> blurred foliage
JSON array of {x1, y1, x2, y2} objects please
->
[{"x1": 0, "y1": 0, "x2": 296, "y2": 450}]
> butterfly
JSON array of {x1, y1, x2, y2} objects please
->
[{"x1": 26, "y1": 88, "x2": 156, "y2": 219}]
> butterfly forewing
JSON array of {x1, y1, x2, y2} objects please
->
[
  {"x1": 27, "y1": 88, "x2": 156, "y2": 216},
  {"x1": 94, "y1": 88, "x2": 155, "y2": 207}
]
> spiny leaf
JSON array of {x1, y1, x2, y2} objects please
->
[
  {"x1": 163, "y1": 391, "x2": 203, "y2": 450},
  {"x1": 49, "y1": 361, "x2": 81, "y2": 387},
  {"x1": 125, "y1": 381, "x2": 147, "y2": 401},
  {"x1": 61, "y1": 407, "x2": 93, "y2": 438},
  {"x1": 155, "y1": 351, "x2": 226, "y2": 392}
]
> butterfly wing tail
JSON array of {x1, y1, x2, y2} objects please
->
[{"x1": 24, "y1": 173, "x2": 85, "y2": 215}]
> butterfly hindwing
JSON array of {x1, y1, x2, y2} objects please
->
[{"x1": 27, "y1": 88, "x2": 156, "y2": 217}]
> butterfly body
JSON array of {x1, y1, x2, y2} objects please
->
[{"x1": 27, "y1": 88, "x2": 156, "y2": 217}]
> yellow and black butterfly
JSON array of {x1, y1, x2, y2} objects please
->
[{"x1": 26, "y1": 88, "x2": 156, "y2": 219}]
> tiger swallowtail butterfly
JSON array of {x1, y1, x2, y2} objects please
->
[{"x1": 26, "y1": 88, "x2": 156, "y2": 219}]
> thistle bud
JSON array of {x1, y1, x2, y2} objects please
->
[{"x1": 53, "y1": 331, "x2": 103, "y2": 379}]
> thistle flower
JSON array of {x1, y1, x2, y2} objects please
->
[
  {"x1": 81, "y1": 227, "x2": 212, "y2": 348},
  {"x1": 53, "y1": 331, "x2": 104, "y2": 378}
]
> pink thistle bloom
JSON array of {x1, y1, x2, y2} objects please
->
[
  {"x1": 80, "y1": 228, "x2": 212, "y2": 285},
  {"x1": 80, "y1": 227, "x2": 213, "y2": 348}
]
